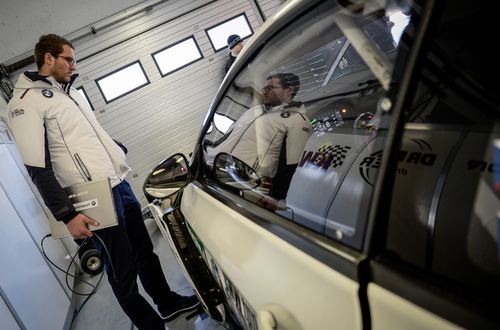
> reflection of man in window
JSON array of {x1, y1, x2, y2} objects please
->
[{"x1": 207, "y1": 73, "x2": 312, "y2": 199}]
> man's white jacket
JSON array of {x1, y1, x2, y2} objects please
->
[
  {"x1": 206, "y1": 102, "x2": 311, "y2": 180},
  {"x1": 6, "y1": 71, "x2": 130, "y2": 222}
]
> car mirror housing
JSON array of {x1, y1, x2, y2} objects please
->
[
  {"x1": 214, "y1": 153, "x2": 260, "y2": 191},
  {"x1": 143, "y1": 153, "x2": 190, "y2": 202}
]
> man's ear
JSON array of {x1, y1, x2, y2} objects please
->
[
  {"x1": 44, "y1": 52, "x2": 55, "y2": 66},
  {"x1": 285, "y1": 86, "x2": 295, "y2": 97}
]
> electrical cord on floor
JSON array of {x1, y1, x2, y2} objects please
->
[
  {"x1": 41, "y1": 233, "x2": 110, "y2": 329},
  {"x1": 42, "y1": 232, "x2": 118, "y2": 290},
  {"x1": 64, "y1": 238, "x2": 100, "y2": 296},
  {"x1": 41, "y1": 234, "x2": 97, "y2": 294},
  {"x1": 70, "y1": 270, "x2": 105, "y2": 328}
]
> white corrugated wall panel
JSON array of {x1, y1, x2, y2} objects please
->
[
  {"x1": 73, "y1": 0, "x2": 213, "y2": 60},
  {"x1": 74, "y1": 0, "x2": 262, "y2": 205}
]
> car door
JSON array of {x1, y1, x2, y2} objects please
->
[
  {"x1": 179, "y1": 0, "x2": 413, "y2": 328},
  {"x1": 367, "y1": 0, "x2": 500, "y2": 328}
]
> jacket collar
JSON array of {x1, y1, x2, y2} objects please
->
[
  {"x1": 23, "y1": 71, "x2": 79, "y2": 93},
  {"x1": 24, "y1": 71, "x2": 53, "y2": 85},
  {"x1": 263, "y1": 101, "x2": 304, "y2": 113}
]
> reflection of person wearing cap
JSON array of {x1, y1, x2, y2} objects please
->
[{"x1": 225, "y1": 34, "x2": 244, "y2": 73}]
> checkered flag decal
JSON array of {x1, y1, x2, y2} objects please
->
[{"x1": 315, "y1": 144, "x2": 351, "y2": 168}]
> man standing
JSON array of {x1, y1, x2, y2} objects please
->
[
  {"x1": 6, "y1": 34, "x2": 198, "y2": 329},
  {"x1": 225, "y1": 34, "x2": 244, "y2": 73},
  {"x1": 206, "y1": 73, "x2": 311, "y2": 200}
]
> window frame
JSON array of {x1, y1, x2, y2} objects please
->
[
  {"x1": 204, "y1": 13, "x2": 254, "y2": 53},
  {"x1": 151, "y1": 35, "x2": 204, "y2": 77},
  {"x1": 95, "y1": 60, "x2": 150, "y2": 104},
  {"x1": 200, "y1": 6, "x2": 402, "y2": 251},
  {"x1": 76, "y1": 86, "x2": 94, "y2": 111}
]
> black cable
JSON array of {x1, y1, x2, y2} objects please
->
[
  {"x1": 93, "y1": 232, "x2": 117, "y2": 282},
  {"x1": 41, "y1": 234, "x2": 96, "y2": 290},
  {"x1": 70, "y1": 271, "x2": 105, "y2": 327},
  {"x1": 41, "y1": 233, "x2": 106, "y2": 328},
  {"x1": 41, "y1": 233, "x2": 118, "y2": 328},
  {"x1": 64, "y1": 240, "x2": 99, "y2": 296}
]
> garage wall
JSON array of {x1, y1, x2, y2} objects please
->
[
  {"x1": 72, "y1": 0, "x2": 280, "y2": 206},
  {"x1": 6, "y1": 0, "x2": 286, "y2": 206}
]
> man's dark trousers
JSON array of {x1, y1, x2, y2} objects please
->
[{"x1": 91, "y1": 180, "x2": 173, "y2": 329}]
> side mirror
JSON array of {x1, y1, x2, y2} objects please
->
[
  {"x1": 214, "y1": 153, "x2": 260, "y2": 190},
  {"x1": 143, "y1": 153, "x2": 190, "y2": 202}
]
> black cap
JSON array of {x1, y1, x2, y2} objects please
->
[{"x1": 227, "y1": 34, "x2": 242, "y2": 49}]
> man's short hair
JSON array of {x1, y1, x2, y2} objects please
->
[
  {"x1": 267, "y1": 73, "x2": 300, "y2": 98},
  {"x1": 34, "y1": 34, "x2": 74, "y2": 69}
]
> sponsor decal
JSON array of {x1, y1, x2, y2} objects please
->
[
  {"x1": 394, "y1": 138, "x2": 437, "y2": 167},
  {"x1": 42, "y1": 89, "x2": 53, "y2": 98},
  {"x1": 209, "y1": 257, "x2": 257, "y2": 330},
  {"x1": 359, "y1": 138, "x2": 438, "y2": 186},
  {"x1": 467, "y1": 160, "x2": 500, "y2": 173},
  {"x1": 186, "y1": 221, "x2": 206, "y2": 259},
  {"x1": 10, "y1": 109, "x2": 24, "y2": 118},
  {"x1": 165, "y1": 210, "x2": 188, "y2": 249},
  {"x1": 359, "y1": 150, "x2": 383, "y2": 186},
  {"x1": 299, "y1": 144, "x2": 351, "y2": 170},
  {"x1": 185, "y1": 225, "x2": 257, "y2": 329},
  {"x1": 299, "y1": 138, "x2": 438, "y2": 185},
  {"x1": 68, "y1": 190, "x2": 88, "y2": 199},
  {"x1": 73, "y1": 198, "x2": 98, "y2": 212}
]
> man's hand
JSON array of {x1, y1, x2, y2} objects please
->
[
  {"x1": 66, "y1": 214, "x2": 99, "y2": 239},
  {"x1": 257, "y1": 195, "x2": 280, "y2": 212}
]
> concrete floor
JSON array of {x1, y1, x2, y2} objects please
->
[{"x1": 69, "y1": 219, "x2": 225, "y2": 330}]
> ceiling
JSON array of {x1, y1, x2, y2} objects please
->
[{"x1": 0, "y1": 0, "x2": 148, "y2": 64}]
